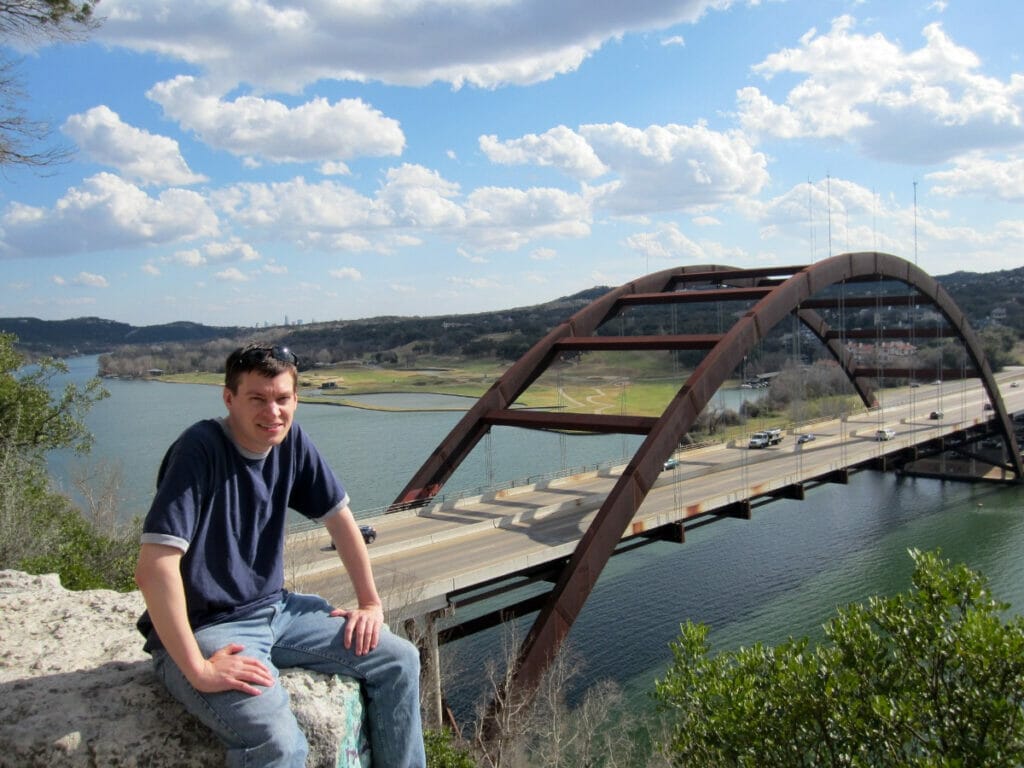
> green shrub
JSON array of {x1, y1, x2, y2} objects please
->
[
  {"x1": 0, "y1": 332, "x2": 138, "y2": 592},
  {"x1": 19, "y1": 506, "x2": 140, "y2": 592},
  {"x1": 424, "y1": 728, "x2": 477, "y2": 768},
  {"x1": 654, "y1": 549, "x2": 1024, "y2": 767}
]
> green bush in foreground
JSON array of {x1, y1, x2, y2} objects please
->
[
  {"x1": 424, "y1": 728, "x2": 476, "y2": 768},
  {"x1": 0, "y1": 332, "x2": 138, "y2": 592},
  {"x1": 18, "y1": 500, "x2": 140, "y2": 591},
  {"x1": 654, "y1": 549, "x2": 1024, "y2": 767}
]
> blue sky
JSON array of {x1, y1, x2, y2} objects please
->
[{"x1": 2, "y1": 0, "x2": 1023, "y2": 328}]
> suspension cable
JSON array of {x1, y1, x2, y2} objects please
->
[
  {"x1": 875, "y1": 275, "x2": 885, "y2": 430},
  {"x1": 839, "y1": 278, "x2": 849, "y2": 468}
]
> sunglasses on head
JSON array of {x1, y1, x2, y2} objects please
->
[{"x1": 235, "y1": 346, "x2": 299, "y2": 367}]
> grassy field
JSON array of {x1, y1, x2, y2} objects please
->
[
  {"x1": 161, "y1": 352, "x2": 708, "y2": 417},
  {"x1": 156, "y1": 355, "x2": 877, "y2": 456}
]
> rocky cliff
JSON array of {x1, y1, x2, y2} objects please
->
[{"x1": 0, "y1": 570, "x2": 368, "y2": 767}]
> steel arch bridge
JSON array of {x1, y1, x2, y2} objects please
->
[{"x1": 392, "y1": 251, "x2": 1023, "y2": 701}]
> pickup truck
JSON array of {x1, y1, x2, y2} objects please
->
[{"x1": 749, "y1": 428, "x2": 783, "y2": 448}]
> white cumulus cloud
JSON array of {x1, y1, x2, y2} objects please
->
[
  {"x1": 147, "y1": 76, "x2": 405, "y2": 165},
  {"x1": 737, "y1": 16, "x2": 1024, "y2": 164},
  {"x1": 215, "y1": 267, "x2": 249, "y2": 282},
  {"x1": 481, "y1": 120, "x2": 768, "y2": 214},
  {"x1": 926, "y1": 153, "x2": 1024, "y2": 202},
  {"x1": 62, "y1": 106, "x2": 206, "y2": 186},
  {"x1": 97, "y1": 0, "x2": 734, "y2": 92},
  {"x1": 71, "y1": 271, "x2": 110, "y2": 288},
  {"x1": 204, "y1": 239, "x2": 260, "y2": 263},
  {"x1": 481, "y1": 125, "x2": 609, "y2": 180},
  {"x1": 329, "y1": 267, "x2": 362, "y2": 281},
  {"x1": 0, "y1": 173, "x2": 219, "y2": 258},
  {"x1": 214, "y1": 167, "x2": 594, "y2": 255},
  {"x1": 580, "y1": 121, "x2": 769, "y2": 213},
  {"x1": 464, "y1": 185, "x2": 593, "y2": 250}
]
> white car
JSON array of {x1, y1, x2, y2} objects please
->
[{"x1": 875, "y1": 428, "x2": 896, "y2": 441}]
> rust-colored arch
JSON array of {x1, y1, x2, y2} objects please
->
[
  {"x1": 391, "y1": 263, "x2": 752, "y2": 507},
  {"x1": 394, "y1": 251, "x2": 1022, "y2": 707}
]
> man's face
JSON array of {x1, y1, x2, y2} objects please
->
[{"x1": 223, "y1": 370, "x2": 298, "y2": 454}]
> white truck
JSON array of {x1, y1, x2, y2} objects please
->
[{"x1": 748, "y1": 428, "x2": 783, "y2": 448}]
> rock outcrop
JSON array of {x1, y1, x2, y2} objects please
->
[{"x1": 0, "y1": 570, "x2": 368, "y2": 767}]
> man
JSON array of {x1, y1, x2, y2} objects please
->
[{"x1": 135, "y1": 344, "x2": 425, "y2": 767}]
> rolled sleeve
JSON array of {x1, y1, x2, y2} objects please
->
[
  {"x1": 314, "y1": 494, "x2": 351, "y2": 523},
  {"x1": 140, "y1": 532, "x2": 189, "y2": 553}
]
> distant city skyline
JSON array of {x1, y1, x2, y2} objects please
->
[{"x1": 2, "y1": 1, "x2": 1023, "y2": 327}]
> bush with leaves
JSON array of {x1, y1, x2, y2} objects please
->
[
  {"x1": 653, "y1": 549, "x2": 1024, "y2": 767},
  {"x1": 424, "y1": 728, "x2": 477, "y2": 768},
  {"x1": 0, "y1": 332, "x2": 139, "y2": 591}
]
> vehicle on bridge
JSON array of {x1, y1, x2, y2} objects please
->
[
  {"x1": 749, "y1": 428, "x2": 783, "y2": 448},
  {"x1": 327, "y1": 525, "x2": 377, "y2": 550},
  {"x1": 797, "y1": 433, "x2": 816, "y2": 444},
  {"x1": 930, "y1": 410, "x2": 944, "y2": 420},
  {"x1": 876, "y1": 427, "x2": 897, "y2": 441}
]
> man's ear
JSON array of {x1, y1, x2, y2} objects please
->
[{"x1": 223, "y1": 386, "x2": 233, "y2": 409}]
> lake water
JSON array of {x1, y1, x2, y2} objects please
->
[
  {"x1": 47, "y1": 357, "x2": 643, "y2": 518},
  {"x1": 46, "y1": 357, "x2": 1024, "y2": 726}
]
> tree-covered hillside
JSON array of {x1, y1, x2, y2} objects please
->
[{"x1": 3, "y1": 266, "x2": 1022, "y2": 368}]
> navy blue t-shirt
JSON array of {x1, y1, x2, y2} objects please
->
[{"x1": 136, "y1": 418, "x2": 348, "y2": 651}]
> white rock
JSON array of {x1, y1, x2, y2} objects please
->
[{"x1": 0, "y1": 570, "x2": 368, "y2": 767}]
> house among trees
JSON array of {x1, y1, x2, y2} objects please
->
[{"x1": 844, "y1": 340, "x2": 917, "y2": 365}]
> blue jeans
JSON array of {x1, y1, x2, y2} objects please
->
[{"x1": 152, "y1": 592, "x2": 425, "y2": 768}]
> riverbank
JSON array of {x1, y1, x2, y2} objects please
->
[{"x1": 149, "y1": 356, "x2": 744, "y2": 417}]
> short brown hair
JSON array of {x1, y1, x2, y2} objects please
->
[{"x1": 224, "y1": 344, "x2": 299, "y2": 392}]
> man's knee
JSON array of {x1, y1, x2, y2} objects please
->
[
  {"x1": 383, "y1": 631, "x2": 421, "y2": 676},
  {"x1": 220, "y1": 687, "x2": 308, "y2": 766},
  {"x1": 229, "y1": 720, "x2": 308, "y2": 768}
]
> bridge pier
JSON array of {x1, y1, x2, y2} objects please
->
[{"x1": 407, "y1": 610, "x2": 447, "y2": 732}]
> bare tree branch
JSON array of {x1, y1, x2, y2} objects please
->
[
  {"x1": 0, "y1": 1, "x2": 100, "y2": 170},
  {"x1": 0, "y1": 1, "x2": 99, "y2": 43}
]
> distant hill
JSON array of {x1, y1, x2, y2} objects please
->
[
  {"x1": 0, "y1": 317, "x2": 244, "y2": 356},
  {"x1": 933, "y1": 266, "x2": 1024, "y2": 330},
  {"x1": 0, "y1": 287, "x2": 610, "y2": 360},
  {"x1": 2, "y1": 266, "x2": 1021, "y2": 361}
]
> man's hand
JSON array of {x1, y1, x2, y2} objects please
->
[
  {"x1": 330, "y1": 604, "x2": 384, "y2": 656},
  {"x1": 189, "y1": 643, "x2": 276, "y2": 695}
]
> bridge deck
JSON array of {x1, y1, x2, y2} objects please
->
[{"x1": 285, "y1": 373, "x2": 1024, "y2": 620}]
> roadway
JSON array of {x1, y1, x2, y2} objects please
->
[{"x1": 284, "y1": 371, "x2": 1024, "y2": 621}]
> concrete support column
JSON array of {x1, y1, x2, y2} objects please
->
[{"x1": 408, "y1": 611, "x2": 445, "y2": 731}]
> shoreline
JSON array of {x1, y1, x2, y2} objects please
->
[{"x1": 141, "y1": 375, "x2": 490, "y2": 413}]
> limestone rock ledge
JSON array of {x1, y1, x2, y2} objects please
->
[{"x1": 0, "y1": 570, "x2": 369, "y2": 767}]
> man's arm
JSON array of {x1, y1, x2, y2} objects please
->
[
  {"x1": 324, "y1": 506, "x2": 384, "y2": 655},
  {"x1": 135, "y1": 543, "x2": 274, "y2": 695}
]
